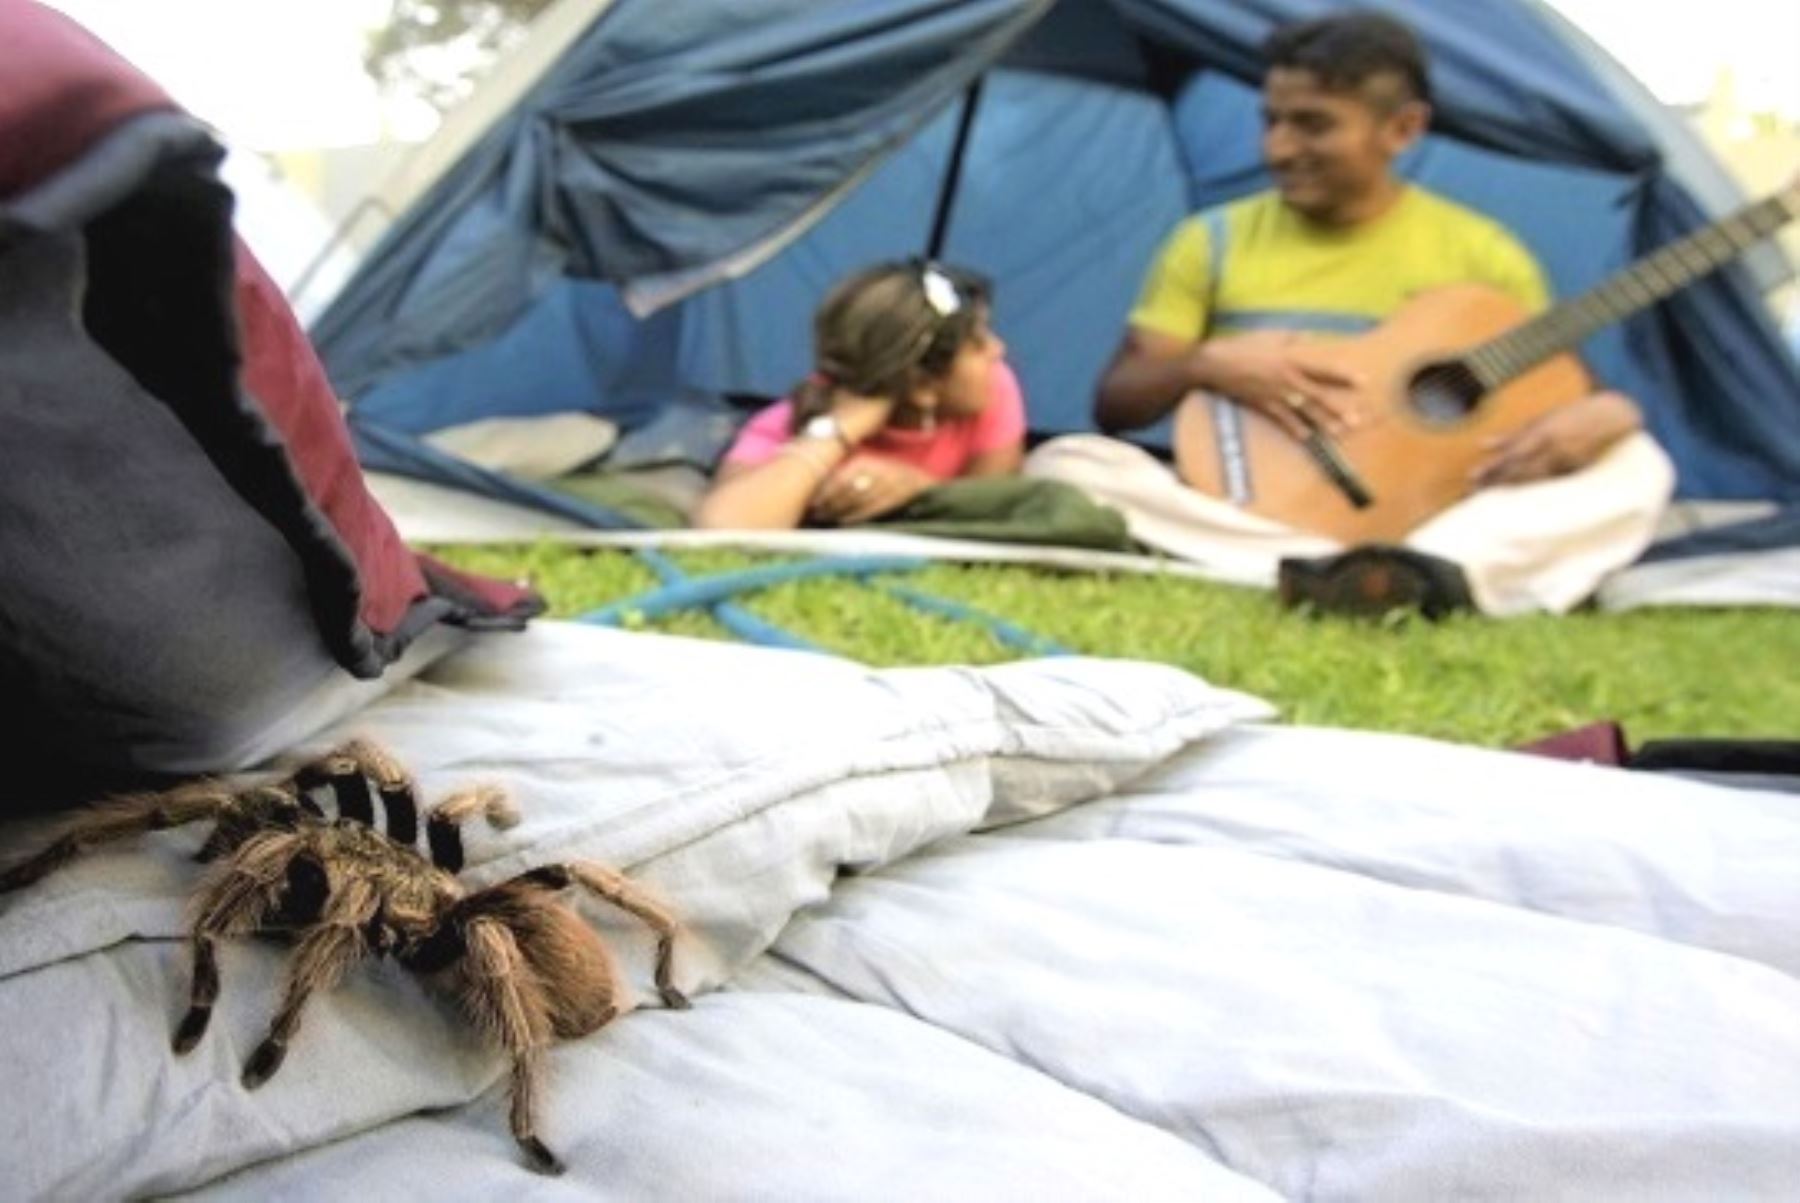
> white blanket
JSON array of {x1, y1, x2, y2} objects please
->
[
  {"x1": 1023, "y1": 433, "x2": 1677, "y2": 615},
  {"x1": 1, "y1": 623, "x2": 1795, "y2": 1200}
]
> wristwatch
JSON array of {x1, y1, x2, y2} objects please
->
[{"x1": 799, "y1": 413, "x2": 854, "y2": 451}]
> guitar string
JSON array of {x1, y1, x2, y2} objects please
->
[{"x1": 1469, "y1": 193, "x2": 1790, "y2": 387}]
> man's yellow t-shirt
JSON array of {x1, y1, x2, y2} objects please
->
[{"x1": 1130, "y1": 186, "x2": 1550, "y2": 342}]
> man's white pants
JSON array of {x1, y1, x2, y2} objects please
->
[{"x1": 1024, "y1": 432, "x2": 1676, "y2": 615}]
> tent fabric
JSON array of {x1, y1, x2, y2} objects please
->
[
  {"x1": 313, "y1": 0, "x2": 1800, "y2": 516},
  {"x1": 1638, "y1": 507, "x2": 1800, "y2": 564},
  {"x1": 1519, "y1": 0, "x2": 1784, "y2": 291},
  {"x1": 312, "y1": 0, "x2": 1055, "y2": 402}
]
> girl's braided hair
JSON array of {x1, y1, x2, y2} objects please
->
[{"x1": 789, "y1": 260, "x2": 993, "y2": 433}]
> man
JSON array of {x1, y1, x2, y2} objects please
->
[{"x1": 1028, "y1": 11, "x2": 1673, "y2": 615}]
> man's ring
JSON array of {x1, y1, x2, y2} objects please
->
[
  {"x1": 853, "y1": 474, "x2": 873, "y2": 493},
  {"x1": 1283, "y1": 391, "x2": 1308, "y2": 410}
]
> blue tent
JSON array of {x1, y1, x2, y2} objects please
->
[{"x1": 313, "y1": 0, "x2": 1800, "y2": 514}]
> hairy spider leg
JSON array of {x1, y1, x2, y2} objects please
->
[
  {"x1": 379, "y1": 780, "x2": 419, "y2": 847},
  {"x1": 287, "y1": 739, "x2": 423, "y2": 846},
  {"x1": 242, "y1": 877, "x2": 381, "y2": 1088},
  {"x1": 174, "y1": 835, "x2": 296, "y2": 1053},
  {"x1": 0, "y1": 780, "x2": 243, "y2": 893},
  {"x1": 193, "y1": 785, "x2": 316, "y2": 863},
  {"x1": 461, "y1": 918, "x2": 569, "y2": 1175},
  {"x1": 424, "y1": 785, "x2": 521, "y2": 873},
  {"x1": 523, "y1": 862, "x2": 690, "y2": 1009}
]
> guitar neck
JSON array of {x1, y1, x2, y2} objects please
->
[{"x1": 1467, "y1": 186, "x2": 1800, "y2": 389}]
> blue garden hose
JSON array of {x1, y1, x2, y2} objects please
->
[
  {"x1": 874, "y1": 582, "x2": 1071, "y2": 656},
  {"x1": 358, "y1": 425, "x2": 1062, "y2": 657},
  {"x1": 576, "y1": 551, "x2": 1070, "y2": 659},
  {"x1": 579, "y1": 555, "x2": 929, "y2": 626},
  {"x1": 630, "y1": 549, "x2": 826, "y2": 653}
]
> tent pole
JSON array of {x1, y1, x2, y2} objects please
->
[
  {"x1": 290, "y1": 194, "x2": 393, "y2": 319},
  {"x1": 925, "y1": 75, "x2": 987, "y2": 260}
]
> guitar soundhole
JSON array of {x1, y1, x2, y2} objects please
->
[{"x1": 1407, "y1": 361, "x2": 1485, "y2": 426}]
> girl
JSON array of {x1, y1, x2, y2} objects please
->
[{"x1": 695, "y1": 260, "x2": 1026, "y2": 529}]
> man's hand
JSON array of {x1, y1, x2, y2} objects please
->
[
  {"x1": 1191, "y1": 330, "x2": 1366, "y2": 439},
  {"x1": 1472, "y1": 390, "x2": 1643, "y2": 488},
  {"x1": 808, "y1": 456, "x2": 935, "y2": 526}
]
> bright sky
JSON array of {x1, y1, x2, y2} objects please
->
[
  {"x1": 1548, "y1": 0, "x2": 1800, "y2": 116},
  {"x1": 44, "y1": 0, "x2": 434, "y2": 148},
  {"x1": 41, "y1": 0, "x2": 1800, "y2": 151}
]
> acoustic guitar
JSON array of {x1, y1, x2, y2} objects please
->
[{"x1": 1173, "y1": 176, "x2": 1800, "y2": 543}]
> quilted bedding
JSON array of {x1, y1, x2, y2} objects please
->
[{"x1": 1, "y1": 623, "x2": 1795, "y2": 1201}]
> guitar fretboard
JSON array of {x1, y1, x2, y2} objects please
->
[{"x1": 1466, "y1": 188, "x2": 1799, "y2": 389}]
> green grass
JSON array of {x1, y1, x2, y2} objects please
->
[{"x1": 432, "y1": 542, "x2": 1800, "y2": 749}]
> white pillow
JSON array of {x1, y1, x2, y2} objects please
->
[{"x1": 422, "y1": 412, "x2": 618, "y2": 479}]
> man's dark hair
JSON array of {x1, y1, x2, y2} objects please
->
[{"x1": 1264, "y1": 11, "x2": 1432, "y2": 108}]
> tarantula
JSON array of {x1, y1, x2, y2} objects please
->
[{"x1": 0, "y1": 739, "x2": 690, "y2": 1174}]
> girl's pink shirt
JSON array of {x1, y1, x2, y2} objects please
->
[{"x1": 721, "y1": 361, "x2": 1026, "y2": 480}]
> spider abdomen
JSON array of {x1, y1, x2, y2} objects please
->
[
  {"x1": 516, "y1": 905, "x2": 620, "y2": 1039},
  {"x1": 0, "y1": 741, "x2": 688, "y2": 1176}
]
